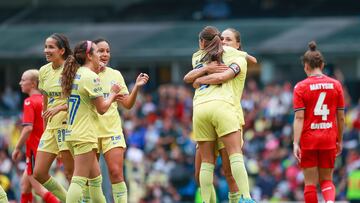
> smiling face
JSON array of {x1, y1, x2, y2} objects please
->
[
  {"x1": 96, "y1": 41, "x2": 111, "y2": 66},
  {"x1": 43, "y1": 37, "x2": 65, "y2": 63},
  {"x1": 221, "y1": 29, "x2": 240, "y2": 49}
]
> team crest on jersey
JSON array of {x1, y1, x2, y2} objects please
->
[
  {"x1": 93, "y1": 78, "x2": 101, "y2": 85},
  {"x1": 48, "y1": 97, "x2": 55, "y2": 104},
  {"x1": 75, "y1": 74, "x2": 81, "y2": 80},
  {"x1": 25, "y1": 100, "x2": 31, "y2": 105}
]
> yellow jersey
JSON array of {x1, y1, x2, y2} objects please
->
[
  {"x1": 192, "y1": 46, "x2": 240, "y2": 107},
  {"x1": 96, "y1": 67, "x2": 129, "y2": 138},
  {"x1": 225, "y1": 49, "x2": 247, "y2": 125},
  {"x1": 38, "y1": 63, "x2": 67, "y2": 129},
  {"x1": 65, "y1": 67, "x2": 103, "y2": 142}
]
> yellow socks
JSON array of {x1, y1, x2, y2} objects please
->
[
  {"x1": 66, "y1": 176, "x2": 87, "y2": 203},
  {"x1": 199, "y1": 162, "x2": 215, "y2": 203},
  {"x1": 82, "y1": 184, "x2": 91, "y2": 203},
  {"x1": 43, "y1": 176, "x2": 67, "y2": 202},
  {"x1": 229, "y1": 153, "x2": 251, "y2": 198},
  {"x1": 89, "y1": 175, "x2": 106, "y2": 203},
  {"x1": 0, "y1": 185, "x2": 8, "y2": 202},
  {"x1": 229, "y1": 191, "x2": 241, "y2": 203},
  {"x1": 112, "y1": 181, "x2": 128, "y2": 203}
]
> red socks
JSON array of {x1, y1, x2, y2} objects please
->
[
  {"x1": 43, "y1": 191, "x2": 60, "y2": 203},
  {"x1": 21, "y1": 193, "x2": 33, "y2": 203},
  {"x1": 304, "y1": 185, "x2": 318, "y2": 203},
  {"x1": 320, "y1": 180, "x2": 335, "y2": 202}
]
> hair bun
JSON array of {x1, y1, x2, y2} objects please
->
[{"x1": 308, "y1": 41, "x2": 317, "y2": 51}]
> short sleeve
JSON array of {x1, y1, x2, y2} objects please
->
[
  {"x1": 229, "y1": 57, "x2": 247, "y2": 76},
  {"x1": 84, "y1": 73, "x2": 103, "y2": 99},
  {"x1": 38, "y1": 67, "x2": 47, "y2": 95},
  {"x1": 336, "y1": 82, "x2": 345, "y2": 110},
  {"x1": 115, "y1": 71, "x2": 129, "y2": 95},
  {"x1": 293, "y1": 83, "x2": 305, "y2": 112},
  {"x1": 22, "y1": 98, "x2": 35, "y2": 126}
]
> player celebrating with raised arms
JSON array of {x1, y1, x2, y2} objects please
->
[
  {"x1": 293, "y1": 41, "x2": 345, "y2": 203},
  {"x1": 93, "y1": 38, "x2": 149, "y2": 203},
  {"x1": 61, "y1": 40, "x2": 121, "y2": 203},
  {"x1": 12, "y1": 69, "x2": 59, "y2": 203},
  {"x1": 33, "y1": 33, "x2": 73, "y2": 202}
]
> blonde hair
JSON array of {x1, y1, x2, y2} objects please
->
[{"x1": 23, "y1": 69, "x2": 39, "y2": 85}]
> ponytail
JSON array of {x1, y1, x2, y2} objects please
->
[
  {"x1": 61, "y1": 55, "x2": 80, "y2": 97},
  {"x1": 199, "y1": 26, "x2": 224, "y2": 64}
]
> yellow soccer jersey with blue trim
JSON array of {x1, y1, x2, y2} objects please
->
[
  {"x1": 38, "y1": 63, "x2": 67, "y2": 129},
  {"x1": 192, "y1": 46, "x2": 241, "y2": 106},
  {"x1": 222, "y1": 48, "x2": 248, "y2": 125},
  {"x1": 65, "y1": 67, "x2": 103, "y2": 142},
  {"x1": 96, "y1": 67, "x2": 129, "y2": 138}
]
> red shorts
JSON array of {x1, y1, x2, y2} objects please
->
[
  {"x1": 26, "y1": 147, "x2": 37, "y2": 175},
  {"x1": 300, "y1": 149, "x2": 336, "y2": 168}
]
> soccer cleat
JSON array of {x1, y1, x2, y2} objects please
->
[{"x1": 238, "y1": 195, "x2": 256, "y2": 203}]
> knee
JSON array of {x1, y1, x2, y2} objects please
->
[
  {"x1": 108, "y1": 166, "x2": 124, "y2": 182},
  {"x1": 33, "y1": 170, "x2": 46, "y2": 183}
]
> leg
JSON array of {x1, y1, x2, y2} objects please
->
[
  {"x1": 67, "y1": 150, "x2": 96, "y2": 203},
  {"x1": 21, "y1": 171, "x2": 33, "y2": 203},
  {"x1": 33, "y1": 151, "x2": 56, "y2": 184},
  {"x1": 59, "y1": 150, "x2": 74, "y2": 183},
  {"x1": 198, "y1": 141, "x2": 216, "y2": 203},
  {"x1": 194, "y1": 147, "x2": 201, "y2": 186},
  {"x1": 303, "y1": 167, "x2": 319, "y2": 203},
  {"x1": 104, "y1": 147, "x2": 128, "y2": 203},
  {"x1": 88, "y1": 151, "x2": 106, "y2": 203},
  {"x1": 319, "y1": 168, "x2": 335, "y2": 202},
  {"x1": 220, "y1": 131, "x2": 252, "y2": 199},
  {"x1": 27, "y1": 175, "x2": 59, "y2": 203}
]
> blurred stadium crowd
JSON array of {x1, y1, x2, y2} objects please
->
[{"x1": 0, "y1": 74, "x2": 359, "y2": 202}]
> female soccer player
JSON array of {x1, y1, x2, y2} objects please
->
[
  {"x1": 293, "y1": 41, "x2": 345, "y2": 203},
  {"x1": 12, "y1": 69, "x2": 59, "y2": 203},
  {"x1": 187, "y1": 27, "x2": 255, "y2": 203},
  {"x1": 184, "y1": 26, "x2": 251, "y2": 203},
  {"x1": 93, "y1": 38, "x2": 149, "y2": 203},
  {"x1": 61, "y1": 40, "x2": 121, "y2": 203},
  {"x1": 33, "y1": 33, "x2": 73, "y2": 202}
]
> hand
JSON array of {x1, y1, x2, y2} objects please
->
[
  {"x1": 42, "y1": 106, "x2": 61, "y2": 121},
  {"x1": 293, "y1": 142, "x2": 301, "y2": 162},
  {"x1": 205, "y1": 62, "x2": 228, "y2": 74},
  {"x1": 135, "y1": 73, "x2": 149, "y2": 87},
  {"x1": 115, "y1": 94, "x2": 126, "y2": 102},
  {"x1": 336, "y1": 141, "x2": 343, "y2": 156},
  {"x1": 110, "y1": 83, "x2": 121, "y2": 94},
  {"x1": 193, "y1": 79, "x2": 201, "y2": 89},
  {"x1": 12, "y1": 148, "x2": 22, "y2": 162}
]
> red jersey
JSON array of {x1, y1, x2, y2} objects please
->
[
  {"x1": 22, "y1": 94, "x2": 44, "y2": 155},
  {"x1": 293, "y1": 74, "x2": 345, "y2": 150}
]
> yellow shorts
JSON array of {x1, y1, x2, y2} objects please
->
[
  {"x1": 98, "y1": 135, "x2": 126, "y2": 154},
  {"x1": 217, "y1": 127, "x2": 244, "y2": 151},
  {"x1": 66, "y1": 141, "x2": 98, "y2": 156},
  {"x1": 193, "y1": 100, "x2": 240, "y2": 142},
  {"x1": 37, "y1": 127, "x2": 69, "y2": 154}
]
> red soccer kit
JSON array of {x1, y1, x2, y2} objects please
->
[
  {"x1": 22, "y1": 94, "x2": 44, "y2": 174},
  {"x1": 293, "y1": 75, "x2": 345, "y2": 167}
]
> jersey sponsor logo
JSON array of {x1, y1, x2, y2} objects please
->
[
  {"x1": 25, "y1": 100, "x2": 31, "y2": 105},
  {"x1": 48, "y1": 92, "x2": 62, "y2": 97},
  {"x1": 93, "y1": 87, "x2": 103, "y2": 93},
  {"x1": 309, "y1": 83, "x2": 334, "y2": 91}
]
